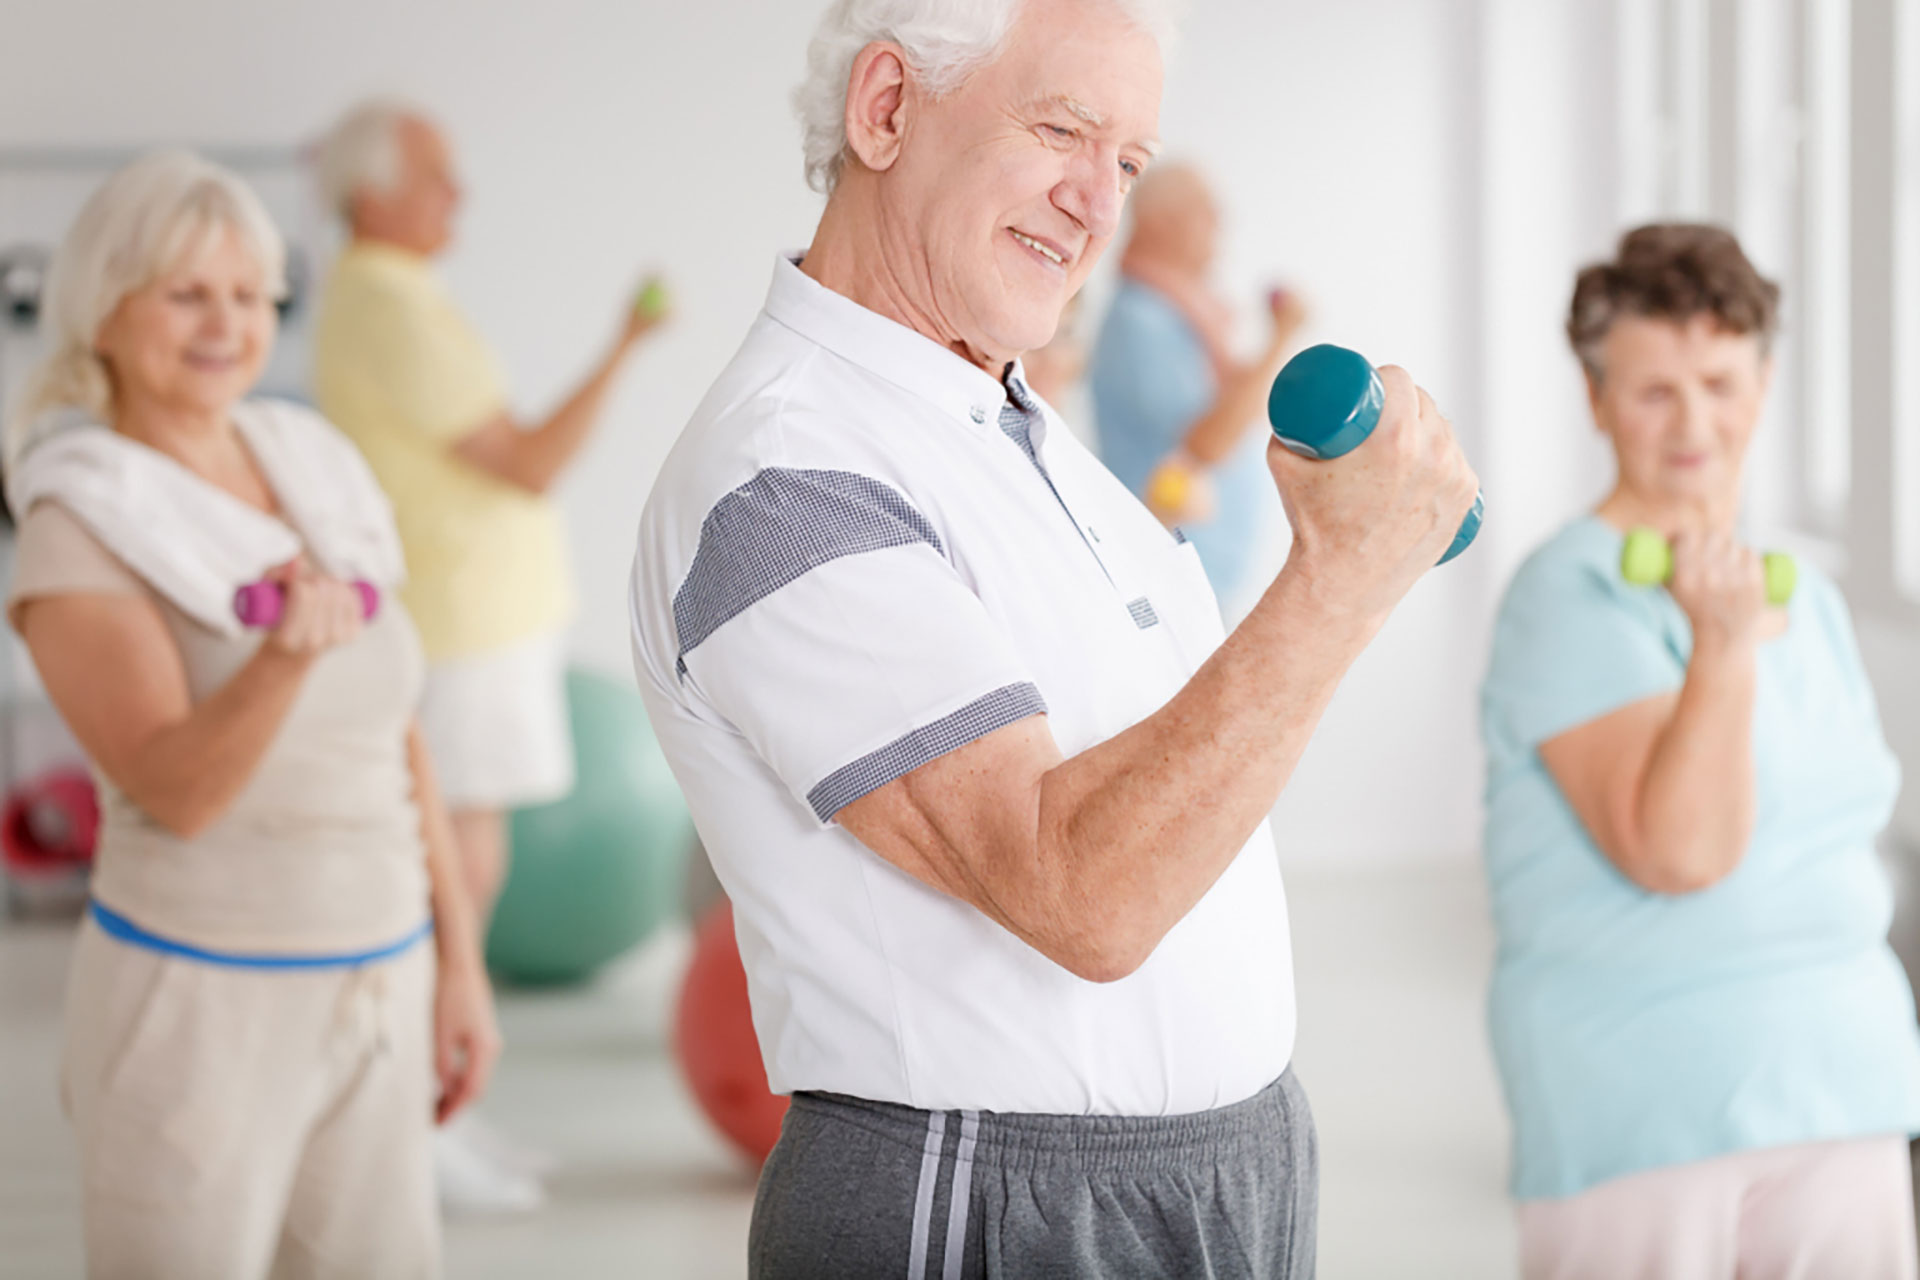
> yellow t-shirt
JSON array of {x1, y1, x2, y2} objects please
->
[{"x1": 313, "y1": 242, "x2": 572, "y2": 661}]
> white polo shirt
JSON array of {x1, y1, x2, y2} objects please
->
[{"x1": 629, "y1": 256, "x2": 1295, "y2": 1116}]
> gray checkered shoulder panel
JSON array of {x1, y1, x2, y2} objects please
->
[
  {"x1": 806, "y1": 682, "x2": 1047, "y2": 822},
  {"x1": 673, "y1": 467, "x2": 944, "y2": 669}
]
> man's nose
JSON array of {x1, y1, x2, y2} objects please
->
[{"x1": 1057, "y1": 152, "x2": 1125, "y2": 242}]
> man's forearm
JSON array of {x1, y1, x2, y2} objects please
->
[
  {"x1": 453, "y1": 342, "x2": 630, "y2": 494},
  {"x1": 1022, "y1": 562, "x2": 1386, "y2": 977}
]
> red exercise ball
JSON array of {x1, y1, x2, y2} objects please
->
[{"x1": 674, "y1": 900, "x2": 789, "y2": 1164}]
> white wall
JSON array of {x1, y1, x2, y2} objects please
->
[
  {"x1": 1151, "y1": 2, "x2": 1484, "y2": 867},
  {"x1": 0, "y1": 0, "x2": 1568, "y2": 867}
]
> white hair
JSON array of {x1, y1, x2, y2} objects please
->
[
  {"x1": 7, "y1": 149, "x2": 285, "y2": 466},
  {"x1": 794, "y1": 0, "x2": 1183, "y2": 194},
  {"x1": 313, "y1": 97, "x2": 424, "y2": 222}
]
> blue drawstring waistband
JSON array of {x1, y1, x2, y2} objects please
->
[{"x1": 89, "y1": 899, "x2": 432, "y2": 970}]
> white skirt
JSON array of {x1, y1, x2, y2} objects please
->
[{"x1": 417, "y1": 631, "x2": 575, "y2": 811}]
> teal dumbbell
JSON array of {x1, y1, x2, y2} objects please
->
[
  {"x1": 1266, "y1": 344, "x2": 1484, "y2": 565},
  {"x1": 1620, "y1": 528, "x2": 1796, "y2": 605}
]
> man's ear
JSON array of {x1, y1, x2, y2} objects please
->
[{"x1": 844, "y1": 42, "x2": 912, "y2": 175}]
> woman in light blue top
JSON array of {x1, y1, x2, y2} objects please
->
[{"x1": 1481, "y1": 223, "x2": 1920, "y2": 1280}]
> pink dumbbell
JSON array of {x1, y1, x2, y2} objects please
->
[{"x1": 232, "y1": 580, "x2": 381, "y2": 629}]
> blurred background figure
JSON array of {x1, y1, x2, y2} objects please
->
[
  {"x1": 1480, "y1": 225, "x2": 1920, "y2": 1280},
  {"x1": 310, "y1": 98, "x2": 668, "y2": 1216},
  {"x1": 3, "y1": 149, "x2": 498, "y2": 1278},
  {"x1": 1089, "y1": 161, "x2": 1305, "y2": 614}
]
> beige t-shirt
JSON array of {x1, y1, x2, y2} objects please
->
[{"x1": 8, "y1": 502, "x2": 429, "y2": 954}]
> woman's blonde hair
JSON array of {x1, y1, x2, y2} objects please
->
[{"x1": 7, "y1": 149, "x2": 285, "y2": 465}]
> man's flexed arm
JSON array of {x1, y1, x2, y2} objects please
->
[{"x1": 840, "y1": 367, "x2": 1479, "y2": 981}]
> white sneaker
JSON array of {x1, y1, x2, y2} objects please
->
[
  {"x1": 435, "y1": 1119, "x2": 545, "y2": 1217},
  {"x1": 451, "y1": 1110, "x2": 559, "y2": 1180}
]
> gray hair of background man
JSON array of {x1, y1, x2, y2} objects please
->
[
  {"x1": 793, "y1": 0, "x2": 1185, "y2": 195},
  {"x1": 313, "y1": 98, "x2": 430, "y2": 222}
]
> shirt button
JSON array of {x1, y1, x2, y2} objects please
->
[{"x1": 970, "y1": 406, "x2": 987, "y2": 424}]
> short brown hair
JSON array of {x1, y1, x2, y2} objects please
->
[{"x1": 1566, "y1": 223, "x2": 1780, "y2": 382}]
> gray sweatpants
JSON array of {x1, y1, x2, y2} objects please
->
[{"x1": 749, "y1": 1069, "x2": 1317, "y2": 1280}]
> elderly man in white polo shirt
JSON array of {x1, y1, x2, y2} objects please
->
[{"x1": 630, "y1": 0, "x2": 1477, "y2": 1274}]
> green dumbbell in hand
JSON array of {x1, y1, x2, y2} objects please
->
[
  {"x1": 1620, "y1": 528, "x2": 1796, "y2": 606},
  {"x1": 633, "y1": 276, "x2": 672, "y2": 322}
]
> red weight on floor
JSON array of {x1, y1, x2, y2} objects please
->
[{"x1": 1, "y1": 765, "x2": 99, "y2": 874}]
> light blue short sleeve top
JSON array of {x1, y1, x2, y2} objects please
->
[
  {"x1": 1480, "y1": 515, "x2": 1920, "y2": 1199},
  {"x1": 1089, "y1": 280, "x2": 1272, "y2": 604}
]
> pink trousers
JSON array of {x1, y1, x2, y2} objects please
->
[{"x1": 1519, "y1": 1136, "x2": 1917, "y2": 1280}]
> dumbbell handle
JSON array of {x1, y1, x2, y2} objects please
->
[
  {"x1": 1619, "y1": 528, "x2": 1796, "y2": 605},
  {"x1": 233, "y1": 580, "x2": 381, "y2": 629},
  {"x1": 1267, "y1": 344, "x2": 1483, "y2": 565}
]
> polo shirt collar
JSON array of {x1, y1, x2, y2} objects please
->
[{"x1": 763, "y1": 254, "x2": 1030, "y2": 432}]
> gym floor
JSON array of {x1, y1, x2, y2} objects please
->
[{"x1": 0, "y1": 861, "x2": 1517, "y2": 1279}]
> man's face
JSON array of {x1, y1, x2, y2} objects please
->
[
  {"x1": 1169, "y1": 182, "x2": 1220, "y2": 275},
  {"x1": 357, "y1": 117, "x2": 462, "y2": 256},
  {"x1": 1129, "y1": 168, "x2": 1221, "y2": 275},
  {"x1": 887, "y1": 0, "x2": 1162, "y2": 365}
]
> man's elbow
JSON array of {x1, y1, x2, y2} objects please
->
[
  {"x1": 462, "y1": 453, "x2": 552, "y2": 496},
  {"x1": 449, "y1": 429, "x2": 553, "y2": 495},
  {"x1": 1046, "y1": 926, "x2": 1157, "y2": 985},
  {"x1": 497, "y1": 468, "x2": 553, "y2": 496},
  {"x1": 1066, "y1": 949, "x2": 1150, "y2": 985}
]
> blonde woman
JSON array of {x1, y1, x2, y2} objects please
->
[
  {"x1": 7, "y1": 149, "x2": 496, "y2": 1278},
  {"x1": 1481, "y1": 224, "x2": 1920, "y2": 1279}
]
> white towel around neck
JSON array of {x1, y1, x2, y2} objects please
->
[{"x1": 5, "y1": 398, "x2": 406, "y2": 638}]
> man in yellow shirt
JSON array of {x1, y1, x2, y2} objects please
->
[{"x1": 311, "y1": 98, "x2": 665, "y2": 1211}]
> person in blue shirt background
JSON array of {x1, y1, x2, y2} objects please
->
[
  {"x1": 1481, "y1": 222, "x2": 1920, "y2": 1280},
  {"x1": 1088, "y1": 163, "x2": 1304, "y2": 614}
]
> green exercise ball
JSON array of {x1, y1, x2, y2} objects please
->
[{"x1": 485, "y1": 667, "x2": 694, "y2": 985}]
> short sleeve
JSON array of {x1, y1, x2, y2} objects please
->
[
  {"x1": 1804, "y1": 570, "x2": 1885, "y2": 723},
  {"x1": 332, "y1": 274, "x2": 507, "y2": 442},
  {"x1": 8, "y1": 502, "x2": 148, "y2": 632},
  {"x1": 670, "y1": 467, "x2": 1045, "y2": 825},
  {"x1": 1483, "y1": 543, "x2": 1686, "y2": 750}
]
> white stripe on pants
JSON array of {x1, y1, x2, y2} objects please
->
[
  {"x1": 1519, "y1": 1136, "x2": 1917, "y2": 1280},
  {"x1": 61, "y1": 918, "x2": 440, "y2": 1280}
]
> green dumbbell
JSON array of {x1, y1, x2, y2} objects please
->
[
  {"x1": 633, "y1": 277, "x2": 671, "y2": 322},
  {"x1": 1620, "y1": 527, "x2": 1796, "y2": 605}
]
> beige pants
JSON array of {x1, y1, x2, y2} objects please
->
[
  {"x1": 62, "y1": 918, "x2": 440, "y2": 1280},
  {"x1": 1519, "y1": 1136, "x2": 1917, "y2": 1280}
]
